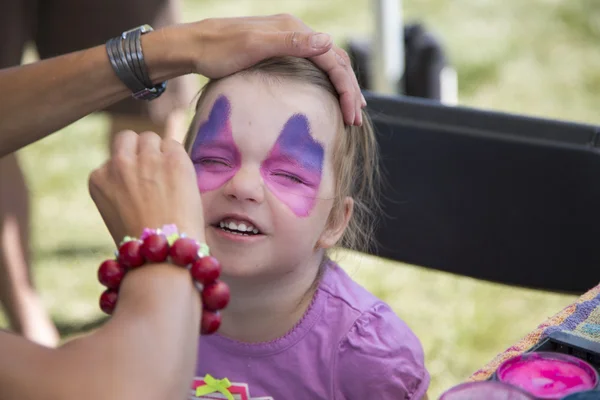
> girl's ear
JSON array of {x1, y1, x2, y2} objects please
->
[{"x1": 317, "y1": 197, "x2": 353, "y2": 248}]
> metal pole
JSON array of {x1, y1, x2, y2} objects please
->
[{"x1": 371, "y1": 0, "x2": 404, "y2": 95}]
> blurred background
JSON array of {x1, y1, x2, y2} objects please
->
[{"x1": 2, "y1": 0, "x2": 599, "y2": 397}]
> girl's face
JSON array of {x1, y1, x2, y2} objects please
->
[{"x1": 189, "y1": 74, "x2": 349, "y2": 279}]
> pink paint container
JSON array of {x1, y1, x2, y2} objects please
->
[
  {"x1": 439, "y1": 381, "x2": 536, "y2": 400},
  {"x1": 496, "y1": 352, "x2": 598, "y2": 399}
]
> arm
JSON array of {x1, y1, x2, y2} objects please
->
[
  {"x1": 0, "y1": 15, "x2": 364, "y2": 158},
  {"x1": 0, "y1": 27, "x2": 187, "y2": 158},
  {"x1": 0, "y1": 128, "x2": 209, "y2": 400},
  {"x1": 0, "y1": 264, "x2": 201, "y2": 400}
]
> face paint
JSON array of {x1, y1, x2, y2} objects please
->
[
  {"x1": 190, "y1": 95, "x2": 241, "y2": 192},
  {"x1": 260, "y1": 114, "x2": 324, "y2": 217}
]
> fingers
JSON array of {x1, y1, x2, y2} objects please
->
[
  {"x1": 92, "y1": 128, "x2": 203, "y2": 244},
  {"x1": 136, "y1": 132, "x2": 163, "y2": 186},
  {"x1": 309, "y1": 49, "x2": 357, "y2": 125},
  {"x1": 259, "y1": 30, "x2": 333, "y2": 60},
  {"x1": 197, "y1": 13, "x2": 367, "y2": 125},
  {"x1": 332, "y1": 47, "x2": 364, "y2": 125},
  {"x1": 137, "y1": 131, "x2": 162, "y2": 155},
  {"x1": 111, "y1": 130, "x2": 138, "y2": 158},
  {"x1": 262, "y1": 28, "x2": 364, "y2": 126},
  {"x1": 263, "y1": 13, "x2": 365, "y2": 124},
  {"x1": 161, "y1": 135, "x2": 186, "y2": 154}
]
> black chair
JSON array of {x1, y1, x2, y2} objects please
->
[
  {"x1": 347, "y1": 23, "x2": 451, "y2": 99},
  {"x1": 361, "y1": 92, "x2": 600, "y2": 294}
]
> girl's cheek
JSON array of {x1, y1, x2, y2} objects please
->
[
  {"x1": 261, "y1": 171, "x2": 319, "y2": 218},
  {"x1": 195, "y1": 167, "x2": 238, "y2": 193}
]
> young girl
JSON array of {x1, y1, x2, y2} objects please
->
[{"x1": 184, "y1": 57, "x2": 429, "y2": 400}]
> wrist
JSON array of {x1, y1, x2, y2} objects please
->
[
  {"x1": 141, "y1": 25, "x2": 195, "y2": 83},
  {"x1": 117, "y1": 263, "x2": 200, "y2": 314},
  {"x1": 97, "y1": 226, "x2": 229, "y2": 335}
]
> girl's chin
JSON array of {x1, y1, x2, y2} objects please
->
[{"x1": 209, "y1": 252, "x2": 271, "y2": 280}]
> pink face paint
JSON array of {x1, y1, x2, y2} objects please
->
[
  {"x1": 440, "y1": 381, "x2": 535, "y2": 400},
  {"x1": 497, "y1": 352, "x2": 598, "y2": 399},
  {"x1": 191, "y1": 95, "x2": 241, "y2": 193},
  {"x1": 260, "y1": 114, "x2": 324, "y2": 217}
]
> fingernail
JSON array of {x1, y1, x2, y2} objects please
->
[
  {"x1": 335, "y1": 52, "x2": 346, "y2": 67},
  {"x1": 361, "y1": 94, "x2": 367, "y2": 107},
  {"x1": 310, "y1": 33, "x2": 332, "y2": 49},
  {"x1": 357, "y1": 112, "x2": 363, "y2": 126}
]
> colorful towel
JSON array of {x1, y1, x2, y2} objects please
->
[{"x1": 469, "y1": 283, "x2": 600, "y2": 382}]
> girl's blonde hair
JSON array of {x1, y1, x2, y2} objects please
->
[{"x1": 184, "y1": 57, "x2": 381, "y2": 254}]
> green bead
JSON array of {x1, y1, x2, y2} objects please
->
[
  {"x1": 198, "y1": 243, "x2": 211, "y2": 257},
  {"x1": 166, "y1": 233, "x2": 180, "y2": 246}
]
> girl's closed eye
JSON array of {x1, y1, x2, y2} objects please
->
[
  {"x1": 199, "y1": 158, "x2": 232, "y2": 167},
  {"x1": 273, "y1": 171, "x2": 305, "y2": 184}
]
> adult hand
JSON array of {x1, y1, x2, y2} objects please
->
[
  {"x1": 172, "y1": 14, "x2": 365, "y2": 126},
  {"x1": 88, "y1": 131, "x2": 204, "y2": 245}
]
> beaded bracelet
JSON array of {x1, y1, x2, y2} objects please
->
[{"x1": 97, "y1": 224, "x2": 229, "y2": 335}]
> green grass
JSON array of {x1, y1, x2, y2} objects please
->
[{"x1": 2, "y1": 0, "x2": 599, "y2": 397}]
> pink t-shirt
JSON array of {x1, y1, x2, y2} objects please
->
[{"x1": 191, "y1": 260, "x2": 430, "y2": 400}]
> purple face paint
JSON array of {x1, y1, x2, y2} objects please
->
[
  {"x1": 497, "y1": 352, "x2": 598, "y2": 399},
  {"x1": 260, "y1": 114, "x2": 324, "y2": 217},
  {"x1": 190, "y1": 95, "x2": 241, "y2": 192},
  {"x1": 440, "y1": 381, "x2": 535, "y2": 400}
]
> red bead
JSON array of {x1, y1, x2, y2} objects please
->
[
  {"x1": 99, "y1": 289, "x2": 118, "y2": 315},
  {"x1": 140, "y1": 233, "x2": 169, "y2": 263},
  {"x1": 169, "y1": 237, "x2": 199, "y2": 266},
  {"x1": 118, "y1": 240, "x2": 145, "y2": 269},
  {"x1": 201, "y1": 310, "x2": 221, "y2": 335},
  {"x1": 202, "y1": 281, "x2": 230, "y2": 311},
  {"x1": 190, "y1": 256, "x2": 221, "y2": 285},
  {"x1": 97, "y1": 259, "x2": 126, "y2": 289}
]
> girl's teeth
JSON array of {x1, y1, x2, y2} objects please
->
[{"x1": 219, "y1": 219, "x2": 259, "y2": 234}]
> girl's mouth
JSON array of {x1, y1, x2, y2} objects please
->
[{"x1": 214, "y1": 219, "x2": 261, "y2": 236}]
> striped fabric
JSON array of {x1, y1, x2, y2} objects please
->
[{"x1": 468, "y1": 283, "x2": 600, "y2": 382}]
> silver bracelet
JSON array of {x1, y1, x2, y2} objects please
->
[{"x1": 106, "y1": 24, "x2": 167, "y2": 101}]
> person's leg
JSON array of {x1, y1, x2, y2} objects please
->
[
  {"x1": 0, "y1": 155, "x2": 59, "y2": 347},
  {"x1": 0, "y1": 0, "x2": 60, "y2": 347},
  {"x1": 36, "y1": 0, "x2": 197, "y2": 142}
]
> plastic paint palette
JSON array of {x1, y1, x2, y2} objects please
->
[
  {"x1": 440, "y1": 331, "x2": 600, "y2": 399},
  {"x1": 496, "y1": 352, "x2": 598, "y2": 399},
  {"x1": 439, "y1": 381, "x2": 535, "y2": 399}
]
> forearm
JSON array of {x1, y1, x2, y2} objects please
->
[
  {"x1": 0, "y1": 25, "x2": 192, "y2": 158},
  {"x1": 0, "y1": 264, "x2": 201, "y2": 400}
]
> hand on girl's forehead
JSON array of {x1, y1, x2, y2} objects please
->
[{"x1": 190, "y1": 94, "x2": 327, "y2": 217}]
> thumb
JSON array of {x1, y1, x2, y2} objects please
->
[{"x1": 263, "y1": 31, "x2": 333, "y2": 58}]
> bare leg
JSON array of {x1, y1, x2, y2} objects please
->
[{"x1": 0, "y1": 153, "x2": 59, "y2": 347}]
